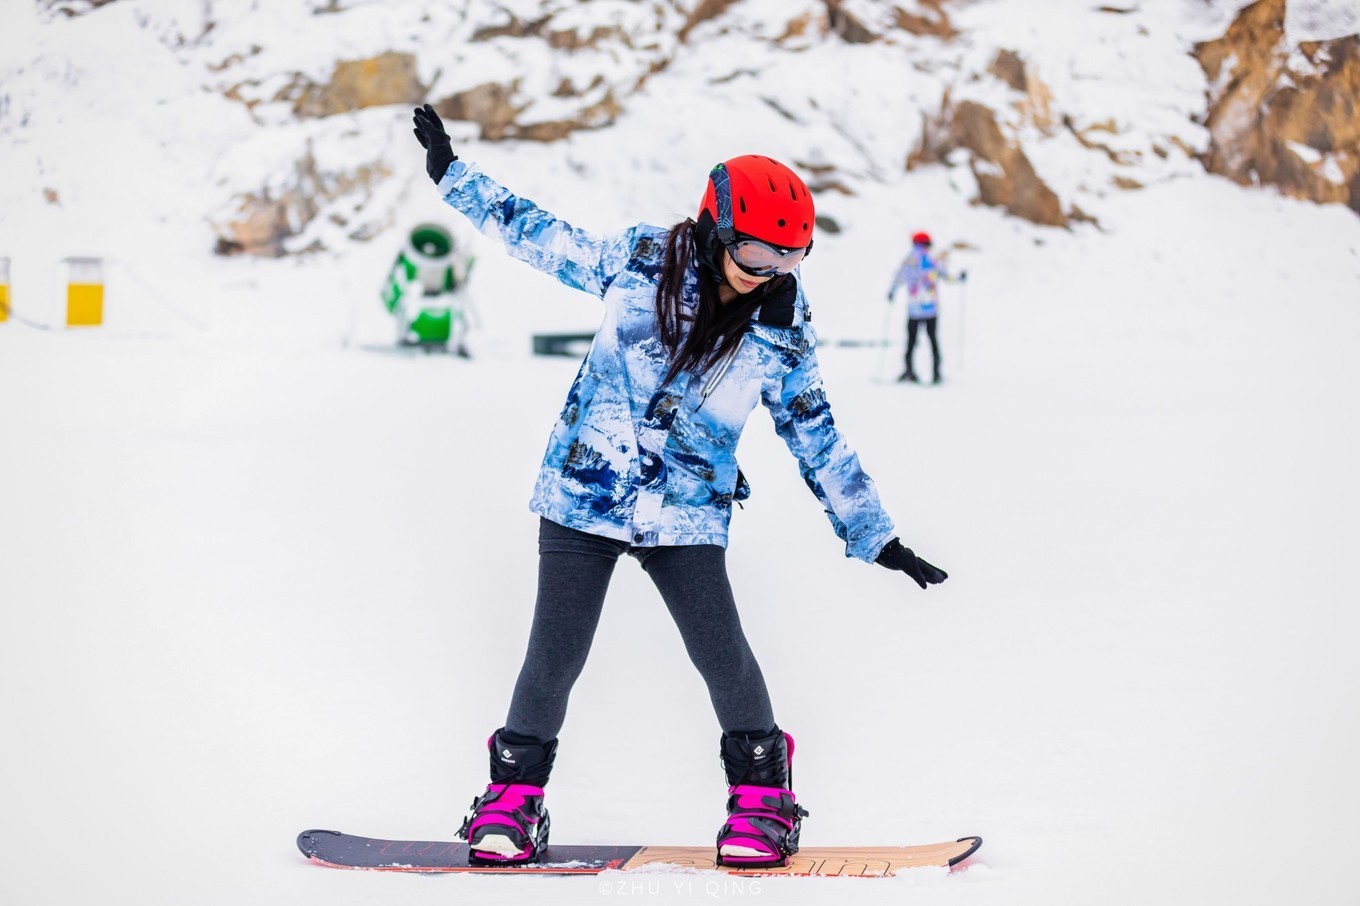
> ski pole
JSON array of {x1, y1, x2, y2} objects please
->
[{"x1": 956, "y1": 275, "x2": 967, "y2": 371}]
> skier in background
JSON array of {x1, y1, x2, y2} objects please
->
[
  {"x1": 886, "y1": 231, "x2": 965, "y2": 384},
  {"x1": 381, "y1": 222, "x2": 477, "y2": 355},
  {"x1": 411, "y1": 104, "x2": 948, "y2": 869}
]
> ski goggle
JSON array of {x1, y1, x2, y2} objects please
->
[{"x1": 722, "y1": 235, "x2": 811, "y2": 277}]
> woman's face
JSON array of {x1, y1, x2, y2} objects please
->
[{"x1": 721, "y1": 251, "x2": 775, "y2": 295}]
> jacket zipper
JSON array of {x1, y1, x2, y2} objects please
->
[{"x1": 696, "y1": 335, "x2": 746, "y2": 410}]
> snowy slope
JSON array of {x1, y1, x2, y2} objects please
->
[{"x1": 3, "y1": 2, "x2": 1360, "y2": 905}]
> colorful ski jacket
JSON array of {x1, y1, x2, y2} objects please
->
[
  {"x1": 437, "y1": 161, "x2": 895, "y2": 562},
  {"x1": 888, "y1": 248, "x2": 952, "y2": 319}
]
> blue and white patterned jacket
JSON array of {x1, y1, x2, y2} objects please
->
[{"x1": 437, "y1": 161, "x2": 896, "y2": 562}]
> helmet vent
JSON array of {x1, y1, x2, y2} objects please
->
[
  {"x1": 788, "y1": 180, "x2": 798, "y2": 201},
  {"x1": 767, "y1": 175, "x2": 776, "y2": 192},
  {"x1": 739, "y1": 197, "x2": 747, "y2": 214},
  {"x1": 778, "y1": 218, "x2": 786, "y2": 227}
]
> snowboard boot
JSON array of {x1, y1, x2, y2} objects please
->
[
  {"x1": 715, "y1": 728, "x2": 809, "y2": 869},
  {"x1": 897, "y1": 369, "x2": 919, "y2": 383},
  {"x1": 456, "y1": 728, "x2": 557, "y2": 865}
]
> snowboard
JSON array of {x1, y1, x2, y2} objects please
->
[{"x1": 297, "y1": 829, "x2": 982, "y2": 877}]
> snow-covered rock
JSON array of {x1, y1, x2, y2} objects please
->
[{"x1": 1196, "y1": 0, "x2": 1360, "y2": 215}]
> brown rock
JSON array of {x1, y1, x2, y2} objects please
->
[
  {"x1": 816, "y1": 1, "x2": 959, "y2": 46},
  {"x1": 990, "y1": 50, "x2": 1055, "y2": 132},
  {"x1": 894, "y1": 1, "x2": 957, "y2": 40},
  {"x1": 212, "y1": 146, "x2": 391, "y2": 256},
  {"x1": 45, "y1": 0, "x2": 120, "y2": 16},
  {"x1": 989, "y1": 50, "x2": 1028, "y2": 92},
  {"x1": 814, "y1": 214, "x2": 843, "y2": 234},
  {"x1": 433, "y1": 77, "x2": 623, "y2": 143},
  {"x1": 808, "y1": 179, "x2": 856, "y2": 196},
  {"x1": 1062, "y1": 114, "x2": 1137, "y2": 164},
  {"x1": 547, "y1": 25, "x2": 621, "y2": 51},
  {"x1": 513, "y1": 89, "x2": 622, "y2": 142},
  {"x1": 1068, "y1": 204, "x2": 1100, "y2": 227},
  {"x1": 776, "y1": 11, "x2": 817, "y2": 42},
  {"x1": 433, "y1": 82, "x2": 524, "y2": 142},
  {"x1": 911, "y1": 98, "x2": 1068, "y2": 226},
  {"x1": 293, "y1": 51, "x2": 424, "y2": 118},
  {"x1": 824, "y1": 0, "x2": 878, "y2": 45},
  {"x1": 471, "y1": 13, "x2": 550, "y2": 42},
  {"x1": 680, "y1": 0, "x2": 742, "y2": 41},
  {"x1": 1196, "y1": 0, "x2": 1360, "y2": 215}
]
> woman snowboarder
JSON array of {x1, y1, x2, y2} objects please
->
[{"x1": 411, "y1": 103, "x2": 948, "y2": 869}]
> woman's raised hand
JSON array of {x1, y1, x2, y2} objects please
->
[{"x1": 412, "y1": 103, "x2": 457, "y2": 184}]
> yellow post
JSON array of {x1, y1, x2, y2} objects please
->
[
  {"x1": 66, "y1": 257, "x2": 104, "y2": 327},
  {"x1": 0, "y1": 257, "x2": 10, "y2": 323}
]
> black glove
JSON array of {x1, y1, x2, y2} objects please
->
[
  {"x1": 412, "y1": 103, "x2": 457, "y2": 184},
  {"x1": 875, "y1": 538, "x2": 948, "y2": 590},
  {"x1": 960, "y1": 270, "x2": 969, "y2": 281}
]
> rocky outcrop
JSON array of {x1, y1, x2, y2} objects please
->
[
  {"x1": 1196, "y1": 0, "x2": 1360, "y2": 214},
  {"x1": 211, "y1": 145, "x2": 391, "y2": 257},
  {"x1": 226, "y1": 51, "x2": 424, "y2": 118},
  {"x1": 678, "y1": 0, "x2": 743, "y2": 42},
  {"x1": 43, "y1": 0, "x2": 121, "y2": 15},
  {"x1": 446, "y1": 5, "x2": 686, "y2": 142},
  {"x1": 201, "y1": 0, "x2": 969, "y2": 255},
  {"x1": 989, "y1": 49, "x2": 1054, "y2": 131},
  {"x1": 908, "y1": 45, "x2": 1082, "y2": 226},
  {"x1": 293, "y1": 51, "x2": 424, "y2": 118},
  {"x1": 892, "y1": 1, "x2": 957, "y2": 39},
  {"x1": 822, "y1": 0, "x2": 956, "y2": 44},
  {"x1": 433, "y1": 82, "x2": 524, "y2": 142},
  {"x1": 470, "y1": 11, "x2": 635, "y2": 51},
  {"x1": 913, "y1": 91, "x2": 1071, "y2": 225},
  {"x1": 431, "y1": 81, "x2": 620, "y2": 143},
  {"x1": 824, "y1": 0, "x2": 880, "y2": 44},
  {"x1": 512, "y1": 89, "x2": 622, "y2": 142}
]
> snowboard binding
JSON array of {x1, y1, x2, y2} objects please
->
[
  {"x1": 714, "y1": 728, "x2": 809, "y2": 869},
  {"x1": 458, "y1": 728, "x2": 558, "y2": 865},
  {"x1": 458, "y1": 783, "x2": 551, "y2": 865}
]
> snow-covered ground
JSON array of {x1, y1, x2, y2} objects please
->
[{"x1": 3, "y1": 2, "x2": 1360, "y2": 905}]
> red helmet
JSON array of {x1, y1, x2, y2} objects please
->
[
  {"x1": 912, "y1": 231, "x2": 932, "y2": 246},
  {"x1": 699, "y1": 155, "x2": 815, "y2": 250}
]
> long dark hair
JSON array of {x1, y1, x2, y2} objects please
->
[{"x1": 656, "y1": 218, "x2": 787, "y2": 386}]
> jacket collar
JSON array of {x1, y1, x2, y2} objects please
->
[{"x1": 754, "y1": 275, "x2": 797, "y2": 327}]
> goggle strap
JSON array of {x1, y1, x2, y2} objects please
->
[{"x1": 710, "y1": 164, "x2": 734, "y2": 233}]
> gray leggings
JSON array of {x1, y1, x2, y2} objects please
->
[{"x1": 505, "y1": 518, "x2": 775, "y2": 740}]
